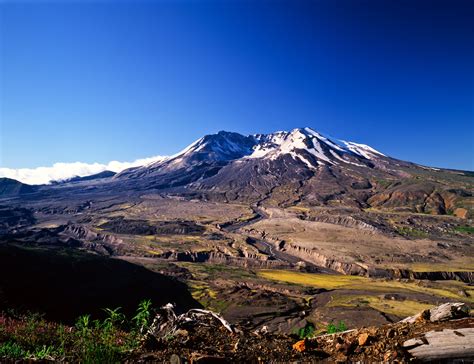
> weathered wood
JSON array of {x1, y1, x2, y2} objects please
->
[
  {"x1": 429, "y1": 302, "x2": 470, "y2": 322},
  {"x1": 402, "y1": 337, "x2": 424, "y2": 348},
  {"x1": 406, "y1": 328, "x2": 474, "y2": 361},
  {"x1": 400, "y1": 302, "x2": 469, "y2": 324}
]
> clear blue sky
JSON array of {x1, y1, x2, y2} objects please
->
[{"x1": 1, "y1": 0, "x2": 473, "y2": 170}]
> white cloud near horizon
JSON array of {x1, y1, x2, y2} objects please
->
[{"x1": 0, "y1": 155, "x2": 166, "y2": 185}]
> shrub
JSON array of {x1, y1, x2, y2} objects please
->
[
  {"x1": 0, "y1": 299, "x2": 154, "y2": 362},
  {"x1": 33, "y1": 345, "x2": 56, "y2": 360},
  {"x1": 0, "y1": 341, "x2": 28, "y2": 359},
  {"x1": 103, "y1": 307, "x2": 125, "y2": 330},
  {"x1": 132, "y1": 299, "x2": 153, "y2": 334},
  {"x1": 296, "y1": 322, "x2": 315, "y2": 339},
  {"x1": 326, "y1": 321, "x2": 347, "y2": 334}
]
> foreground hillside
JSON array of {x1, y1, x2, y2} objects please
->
[{"x1": 0, "y1": 301, "x2": 472, "y2": 362}]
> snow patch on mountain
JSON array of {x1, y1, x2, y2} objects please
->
[
  {"x1": 341, "y1": 141, "x2": 386, "y2": 159},
  {"x1": 246, "y1": 127, "x2": 384, "y2": 168}
]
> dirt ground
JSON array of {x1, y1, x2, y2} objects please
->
[{"x1": 130, "y1": 315, "x2": 474, "y2": 363}]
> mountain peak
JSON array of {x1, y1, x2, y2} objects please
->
[
  {"x1": 116, "y1": 127, "x2": 388, "y2": 182},
  {"x1": 179, "y1": 130, "x2": 256, "y2": 161},
  {"x1": 247, "y1": 126, "x2": 385, "y2": 168}
]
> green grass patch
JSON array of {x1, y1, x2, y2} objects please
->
[
  {"x1": 0, "y1": 300, "x2": 154, "y2": 362},
  {"x1": 257, "y1": 270, "x2": 472, "y2": 302},
  {"x1": 407, "y1": 261, "x2": 474, "y2": 272},
  {"x1": 326, "y1": 321, "x2": 347, "y2": 334},
  {"x1": 454, "y1": 226, "x2": 474, "y2": 234},
  {"x1": 178, "y1": 262, "x2": 255, "y2": 281},
  {"x1": 295, "y1": 322, "x2": 316, "y2": 339},
  {"x1": 0, "y1": 341, "x2": 28, "y2": 359},
  {"x1": 373, "y1": 178, "x2": 394, "y2": 188},
  {"x1": 396, "y1": 227, "x2": 428, "y2": 238},
  {"x1": 327, "y1": 294, "x2": 435, "y2": 317}
]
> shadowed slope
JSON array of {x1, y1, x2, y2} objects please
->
[
  {"x1": 0, "y1": 178, "x2": 37, "y2": 197},
  {"x1": 0, "y1": 244, "x2": 200, "y2": 323}
]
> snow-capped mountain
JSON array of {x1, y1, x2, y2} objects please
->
[
  {"x1": 117, "y1": 127, "x2": 388, "y2": 182},
  {"x1": 172, "y1": 131, "x2": 257, "y2": 163},
  {"x1": 3, "y1": 127, "x2": 471, "y2": 215},
  {"x1": 113, "y1": 127, "x2": 405, "y2": 203},
  {"x1": 115, "y1": 131, "x2": 256, "y2": 185},
  {"x1": 248, "y1": 127, "x2": 385, "y2": 167}
]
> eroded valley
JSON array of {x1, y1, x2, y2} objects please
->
[{"x1": 1, "y1": 188, "x2": 472, "y2": 334}]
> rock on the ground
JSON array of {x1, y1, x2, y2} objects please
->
[{"x1": 358, "y1": 333, "x2": 370, "y2": 346}]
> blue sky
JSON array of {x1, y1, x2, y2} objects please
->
[{"x1": 1, "y1": 0, "x2": 473, "y2": 171}]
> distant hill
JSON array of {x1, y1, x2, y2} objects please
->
[
  {"x1": 0, "y1": 178, "x2": 37, "y2": 196},
  {"x1": 52, "y1": 170, "x2": 116, "y2": 184}
]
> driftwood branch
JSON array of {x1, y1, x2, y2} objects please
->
[{"x1": 147, "y1": 303, "x2": 234, "y2": 340}]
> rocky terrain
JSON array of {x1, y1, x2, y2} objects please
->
[{"x1": 132, "y1": 302, "x2": 473, "y2": 363}]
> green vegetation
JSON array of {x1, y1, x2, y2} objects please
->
[
  {"x1": 294, "y1": 320, "x2": 347, "y2": 338},
  {"x1": 257, "y1": 270, "x2": 473, "y2": 303},
  {"x1": 187, "y1": 280, "x2": 233, "y2": 313},
  {"x1": 396, "y1": 226, "x2": 428, "y2": 238},
  {"x1": 327, "y1": 294, "x2": 435, "y2": 318},
  {"x1": 295, "y1": 322, "x2": 316, "y2": 339},
  {"x1": 454, "y1": 226, "x2": 474, "y2": 234},
  {"x1": 258, "y1": 270, "x2": 366, "y2": 289},
  {"x1": 0, "y1": 300, "x2": 153, "y2": 362},
  {"x1": 326, "y1": 321, "x2": 347, "y2": 334},
  {"x1": 178, "y1": 262, "x2": 255, "y2": 281},
  {"x1": 373, "y1": 178, "x2": 393, "y2": 188},
  {"x1": 132, "y1": 299, "x2": 152, "y2": 334},
  {"x1": 0, "y1": 341, "x2": 28, "y2": 359},
  {"x1": 406, "y1": 261, "x2": 474, "y2": 273}
]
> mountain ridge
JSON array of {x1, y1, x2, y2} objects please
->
[
  {"x1": 110, "y1": 127, "x2": 473, "y2": 217},
  {"x1": 1, "y1": 127, "x2": 472, "y2": 218},
  {"x1": 0, "y1": 178, "x2": 37, "y2": 197},
  {"x1": 116, "y1": 127, "x2": 389, "y2": 180}
]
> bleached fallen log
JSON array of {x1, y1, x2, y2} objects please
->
[
  {"x1": 402, "y1": 338, "x2": 424, "y2": 348},
  {"x1": 406, "y1": 328, "x2": 474, "y2": 361},
  {"x1": 429, "y1": 302, "x2": 470, "y2": 322},
  {"x1": 400, "y1": 302, "x2": 469, "y2": 324}
]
